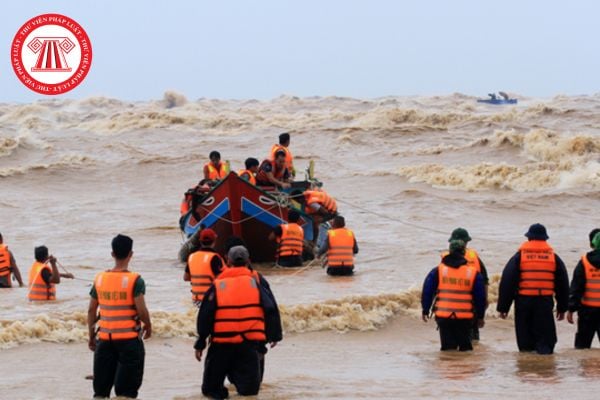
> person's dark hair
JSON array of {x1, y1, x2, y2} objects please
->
[
  {"x1": 112, "y1": 234, "x2": 133, "y2": 260},
  {"x1": 333, "y1": 215, "x2": 345, "y2": 228},
  {"x1": 274, "y1": 150, "x2": 286, "y2": 159},
  {"x1": 209, "y1": 150, "x2": 221, "y2": 160},
  {"x1": 590, "y1": 228, "x2": 600, "y2": 247},
  {"x1": 245, "y1": 157, "x2": 259, "y2": 169},
  {"x1": 35, "y1": 246, "x2": 49, "y2": 262},
  {"x1": 224, "y1": 236, "x2": 247, "y2": 256},
  {"x1": 288, "y1": 210, "x2": 300, "y2": 223},
  {"x1": 279, "y1": 132, "x2": 290, "y2": 145},
  {"x1": 0, "y1": 232, "x2": 3, "y2": 242}
]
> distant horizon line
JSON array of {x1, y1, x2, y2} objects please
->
[{"x1": 3, "y1": 90, "x2": 599, "y2": 105}]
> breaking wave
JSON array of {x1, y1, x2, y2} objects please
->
[
  {"x1": 0, "y1": 154, "x2": 94, "y2": 178},
  {"x1": 399, "y1": 129, "x2": 600, "y2": 191}
]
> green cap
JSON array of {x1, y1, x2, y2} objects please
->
[
  {"x1": 449, "y1": 239, "x2": 466, "y2": 253},
  {"x1": 449, "y1": 228, "x2": 471, "y2": 243},
  {"x1": 592, "y1": 232, "x2": 600, "y2": 251}
]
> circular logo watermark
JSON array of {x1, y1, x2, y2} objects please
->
[{"x1": 11, "y1": 13, "x2": 92, "y2": 95}]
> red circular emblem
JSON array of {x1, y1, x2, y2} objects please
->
[{"x1": 11, "y1": 13, "x2": 92, "y2": 95}]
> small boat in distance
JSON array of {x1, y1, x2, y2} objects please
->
[{"x1": 477, "y1": 91, "x2": 517, "y2": 105}]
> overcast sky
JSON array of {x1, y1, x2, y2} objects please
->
[{"x1": 1, "y1": 1, "x2": 598, "y2": 101}]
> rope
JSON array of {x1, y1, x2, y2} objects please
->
[
  {"x1": 335, "y1": 197, "x2": 515, "y2": 245},
  {"x1": 57, "y1": 261, "x2": 95, "y2": 282}
]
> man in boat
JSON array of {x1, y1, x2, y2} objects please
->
[
  {"x1": 238, "y1": 157, "x2": 260, "y2": 185},
  {"x1": 255, "y1": 150, "x2": 291, "y2": 188},
  {"x1": 497, "y1": 224, "x2": 569, "y2": 354},
  {"x1": 422, "y1": 239, "x2": 486, "y2": 351},
  {"x1": 203, "y1": 151, "x2": 228, "y2": 185},
  {"x1": 184, "y1": 228, "x2": 225, "y2": 304},
  {"x1": 317, "y1": 215, "x2": 358, "y2": 276},
  {"x1": 269, "y1": 132, "x2": 295, "y2": 178},
  {"x1": 0, "y1": 232, "x2": 24, "y2": 288},
  {"x1": 87, "y1": 234, "x2": 152, "y2": 399},
  {"x1": 269, "y1": 210, "x2": 304, "y2": 267},
  {"x1": 441, "y1": 228, "x2": 489, "y2": 341},
  {"x1": 567, "y1": 228, "x2": 600, "y2": 348},
  {"x1": 195, "y1": 245, "x2": 282, "y2": 398},
  {"x1": 27, "y1": 246, "x2": 73, "y2": 301}
]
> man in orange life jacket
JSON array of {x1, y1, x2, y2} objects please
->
[
  {"x1": 87, "y1": 234, "x2": 152, "y2": 399},
  {"x1": 497, "y1": 224, "x2": 569, "y2": 354},
  {"x1": 195, "y1": 245, "x2": 282, "y2": 399},
  {"x1": 269, "y1": 210, "x2": 304, "y2": 267},
  {"x1": 567, "y1": 229, "x2": 600, "y2": 348},
  {"x1": 317, "y1": 216, "x2": 358, "y2": 276},
  {"x1": 445, "y1": 228, "x2": 489, "y2": 341},
  {"x1": 184, "y1": 228, "x2": 225, "y2": 304},
  {"x1": 0, "y1": 232, "x2": 24, "y2": 288},
  {"x1": 255, "y1": 150, "x2": 291, "y2": 188},
  {"x1": 204, "y1": 150, "x2": 228, "y2": 185},
  {"x1": 422, "y1": 239, "x2": 486, "y2": 351},
  {"x1": 269, "y1": 132, "x2": 295, "y2": 178},
  {"x1": 238, "y1": 157, "x2": 259, "y2": 185},
  {"x1": 28, "y1": 246, "x2": 73, "y2": 301}
]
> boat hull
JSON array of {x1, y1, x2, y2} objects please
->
[
  {"x1": 181, "y1": 173, "x2": 313, "y2": 262},
  {"x1": 477, "y1": 99, "x2": 518, "y2": 105}
]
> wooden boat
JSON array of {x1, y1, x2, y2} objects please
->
[{"x1": 180, "y1": 172, "x2": 314, "y2": 262}]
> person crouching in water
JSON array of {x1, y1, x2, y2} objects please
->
[
  {"x1": 195, "y1": 245, "x2": 282, "y2": 398},
  {"x1": 421, "y1": 239, "x2": 486, "y2": 351},
  {"x1": 317, "y1": 216, "x2": 358, "y2": 276}
]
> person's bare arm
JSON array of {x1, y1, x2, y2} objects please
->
[
  {"x1": 134, "y1": 294, "x2": 152, "y2": 339},
  {"x1": 9, "y1": 252, "x2": 23, "y2": 287},
  {"x1": 183, "y1": 270, "x2": 191, "y2": 282},
  {"x1": 48, "y1": 256, "x2": 61, "y2": 284},
  {"x1": 266, "y1": 171, "x2": 290, "y2": 189},
  {"x1": 87, "y1": 297, "x2": 99, "y2": 351}
]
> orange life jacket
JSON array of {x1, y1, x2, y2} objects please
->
[
  {"x1": 28, "y1": 261, "x2": 56, "y2": 301},
  {"x1": 277, "y1": 223, "x2": 304, "y2": 258},
  {"x1": 304, "y1": 190, "x2": 337, "y2": 215},
  {"x1": 212, "y1": 267, "x2": 266, "y2": 344},
  {"x1": 434, "y1": 263, "x2": 476, "y2": 319},
  {"x1": 582, "y1": 255, "x2": 600, "y2": 307},
  {"x1": 180, "y1": 193, "x2": 192, "y2": 216},
  {"x1": 270, "y1": 144, "x2": 294, "y2": 173},
  {"x1": 0, "y1": 244, "x2": 12, "y2": 285},
  {"x1": 518, "y1": 240, "x2": 556, "y2": 296},
  {"x1": 237, "y1": 169, "x2": 257, "y2": 185},
  {"x1": 256, "y1": 159, "x2": 286, "y2": 184},
  {"x1": 95, "y1": 271, "x2": 140, "y2": 341},
  {"x1": 327, "y1": 228, "x2": 355, "y2": 268},
  {"x1": 188, "y1": 250, "x2": 224, "y2": 302},
  {"x1": 204, "y1": 162, "x2": 227, "y2": 180},
  {"x1": 440, "y1": 248, "x2": 481, "y2": 273}
]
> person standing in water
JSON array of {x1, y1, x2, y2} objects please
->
[
  {"x1": 441, "y1": 228, "x2": 489, "y2": 341},
  {"x1": 0, "y1": 232, "x2": 24, "y2": 288},
  {"x1": 568, "y1": 229, "x2": 600, "y2": 348},
  {"x1": 87, "y1": 234, "x2": 152, "y2": 399},
  {"x1": 422, "y1": 239, "x2": 486, "y2": 351},
  {"x1": 497, "y1": 224, "x2": 569, "y2": 354}
]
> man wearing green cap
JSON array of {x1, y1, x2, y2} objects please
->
[
  {"x1": 497, "y1": 223, "x2": 569, "y2": 354},
  {"x1": 422, "y1": 239, "x2": 486, "y2": 351},
  {"x1": 567, "y1": 228, "x2": 600, "y2": 348},
  {"x1": 444, "y1": 228, "x2": 489, "y2": 341}
]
